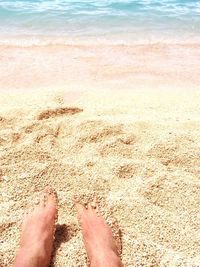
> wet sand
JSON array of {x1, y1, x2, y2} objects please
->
[
  {"x1": 0, "y1": 43, "x2": 200, "y2": 91},
  {"x1": 0, "y1": 42, "x2": 200, "y2": 266}
]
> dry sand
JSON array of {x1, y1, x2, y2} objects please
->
[{"x1": 0, "y1": 88, "x2": 200, "y2": 266}]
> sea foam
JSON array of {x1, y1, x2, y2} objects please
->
[{"x1": 0, "y1": 0, "x2": 199, "y2": 45}]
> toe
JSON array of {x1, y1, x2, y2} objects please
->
[
  {"x1": 44, "y1": 186, "x2": 57, "y2": 215},
  {"x1": 89, "y1": 197, "x2": 99, "y2": 214},
  {"x1": 21, "y1": 210, "x2": 30, "y2": 227},
  {"x1": 75, "y1": 202, "x2": 87, "y2": 218},
  {"x1": 87, "y1": 203, "x2": 93, "y2": 212},
  {"x1": 39, "y1": 192, "x2": 46, "y2": 208}
]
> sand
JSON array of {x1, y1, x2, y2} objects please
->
[
  {"x1": 0, "y1": 43, "x2": 200, "y2": 92},
  {"x1": 0, "y1": 87, "x2": 200, "y2": 267}
]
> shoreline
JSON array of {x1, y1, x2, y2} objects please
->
[
  {"x1": 0, "y1": 42, "x2": 200, "y2": 91},
  {"x1": 1, "y1": 34, "x2": 200, "y2": 47}
]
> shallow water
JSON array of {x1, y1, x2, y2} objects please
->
[{"x1": 0, "y1": 0, "x2": 199, "y2": 45}]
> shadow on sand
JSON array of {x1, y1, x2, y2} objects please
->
[{"x1": 50, "y1": 223, "x2": 78, "y2": 267}]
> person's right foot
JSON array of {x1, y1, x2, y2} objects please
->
[{"x1": 76, "y1": 199, "x2": 123, "y2": 267}]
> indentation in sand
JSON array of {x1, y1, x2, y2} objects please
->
[
  {"x1": 67, "y1": 121, "x2": 124, "y2": 153},
  {"x1": 22, "y1": 123, "x2": 61, "y2": 148},
  {"x1": 141, "y1": 175, "x2": 200, "y2": 222},
  {"x1": 37, "y1": 107, "x2": 83, "y2": 120},
  {"x1": 115, "y1": 163, "x2": 138, "y2": 179},
  {"x1": 77, "y1": 120, "x2": 123, "y2": 142},
  {"x1": 81, "y1": 126, "x2": 121, "y2": 143},
  {"x1": 24, "y1": 122, "x2": 43, "y2": 134},
  {"x1": 148, "y1": 135, "x2": 200, "y2": 176},
  {"x1": 118, "y1": 135, "x2": 137, "y2": 145},
  {"x1": 100, "y1": 137, "x2": 137, "y2": 158}
]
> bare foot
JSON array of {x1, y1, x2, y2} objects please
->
[
  {"x1": 76, "y1": 198, "x2": 123, "y2": 267},
  {"x1": 12, "y1": 187, "x2": 57, "y2": 267}
]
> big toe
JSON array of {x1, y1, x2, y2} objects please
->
[
  {"x1": 44, "y1": 186, "x2": 57, "y2": 215},
  {"x1": 76, "y1": 202, "x2": 86, "y2": 213}
]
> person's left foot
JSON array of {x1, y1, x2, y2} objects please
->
[{"x1": 12, "y1": 187, "x2": 57, "y2": 267}]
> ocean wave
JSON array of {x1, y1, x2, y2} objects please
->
[
  {"x1": 0, "y1": 0, "x2": 199, "y2": 39},
  {"x1": 0, "y1": 0, "x2": 199, "y2": 15}
]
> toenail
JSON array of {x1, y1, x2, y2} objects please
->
[{"x1": 90, "y1": 202, "x2": 96, "y2": 208}]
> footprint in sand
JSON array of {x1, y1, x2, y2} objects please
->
[
  {"x1": 69, "y1": 121, "x2": 124, "y2": 153},
  {"x1": 115, "y1": 163, "x2": 138, "y2": 179},
  {"x1": 77, "y1": 121, "x2": 123, "y2": 143},
  {"x1": 148, "y1": 135, "x2": 200, "y2": 175},
  {"x1": 37, "y1": 107, "x2": 83, "y2": 120},
  {"x1": 23, "y1": 122, "x2": 61, "y2": 147},
  {"x1": 141, "y1": 175, "x2": 200, "y2": 222},
  {"x1": 100, "y1": 135, "x2": 137, "y2": 158}
]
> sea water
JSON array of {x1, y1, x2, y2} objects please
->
[{"x1": 0, "y1": 0, "x2": 199, "y2": 45}]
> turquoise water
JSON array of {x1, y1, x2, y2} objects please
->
[{"x1": 0, "y1": 0, "x2": 199, "y2": 44}]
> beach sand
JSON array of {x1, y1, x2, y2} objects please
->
[
  {"x1": 0, "y1": 87, "x2": 200, "y2": 266},
  {"x1": 0, "y1": 41, "x2": 200, "y2": 266},
  {"x1": 0, "y1": 43, "x2": 200, "y2": 91}
]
